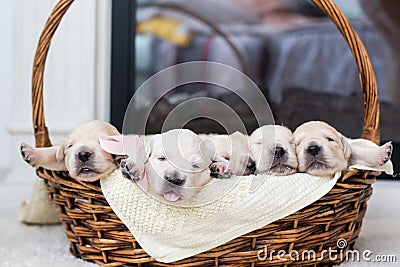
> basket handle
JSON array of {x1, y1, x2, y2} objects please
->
[
  {"x1": 31, "y1": 0, "x2": 380, "y2": 148},
  {"x1": 311, "y1": 0, "x2": 380, "y2": 143},
  {"x1": 31, "y1": 0, "x2": 74, "y2": 147}
]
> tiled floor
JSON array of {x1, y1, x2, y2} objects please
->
[{"x1": 0, "y1": 179, "x2": 398, "y2": 266}]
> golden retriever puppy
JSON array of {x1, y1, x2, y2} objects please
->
[
  {"x1": 120, "y1": 129, "x2": 231, "y2": 202},
  {"x1": 294, "y1": 121, "x2": 393, "y2": 176},
  {"x1": 202, "y1": 132, "x2": 256, "y2": 176},
  {"x1": 20, "y1": 120, "x2": 121, "y2": 182},
  {"x1": 249, "y1": 125, "x2": 298, "y2": 176}
]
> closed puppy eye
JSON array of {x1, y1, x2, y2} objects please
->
[
  {"x1": 224, "y1": 157, "x2": 230, "y2": 161},
  {"x1": 326, "y1": 137, "x2": 335, "y2": 142},
  {"x1": 192, "y1": 164, "x2": 201, "y2": 169},
  {"x1": 157, "y1": 156, "x2": 166, "y2": 161},
  {"x1": 67, "y1": 144, "x2": 73, "y2": 149}
]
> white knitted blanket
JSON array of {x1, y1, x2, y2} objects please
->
[
  {"x1": 101, "y1": 172, "x2": 340, "y2": 263},
  {"x1": 100, "y1": 138, "x2": 393, "y2": 263}
]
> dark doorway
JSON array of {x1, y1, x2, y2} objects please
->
[{"x1": 110, "y1": 0, "x2": 136, "y2": 131}]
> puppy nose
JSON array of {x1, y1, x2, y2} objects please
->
[
  {"x1": 274, "y1": 146, "x2": 285, "y2": 158},
  {"x1": 247, "y1": 160, "x2": 256, "y2": 172},
  {"x1": 307, "y1": 145, "x2": 321, "y2": 156},
  {"x1": 165, "y1": 172, "x2": 185, "y2": 186},
  {"x1": 78, "y1": 151, "x2": 92, "y2": 162}
]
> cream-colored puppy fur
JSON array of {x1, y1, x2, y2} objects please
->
[
  {"x1": 294, "y1": 121, "x2": 393, "y2": 176},
  {"x1": 19, "y1": 120, "x2": 121, "y2": 225},
  {"x1": 249, "y1": 125, "x2": 298, "y2": 175},
  {"x1": 202, "y1": 132, "x2": 255, "y2": 176},
  {"x1": 21, "y1": 120, "x2": 121, "y2": 182},
  {"x1": 121, "y1": 129, "x2": 231, "y2": 202}
]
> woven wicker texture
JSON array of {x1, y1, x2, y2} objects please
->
[{"x1": 31, "y1": 0, "x2": 380, "y2": 266}]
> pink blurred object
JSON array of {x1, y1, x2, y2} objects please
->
[
  {"x1": 99, "y1": 134, "x2": 149, "y2": 190},
  {"x1": 99, "y1": 134, "x2": 144, "y2": 158}
]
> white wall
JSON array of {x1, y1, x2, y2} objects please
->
[
  {"x1": 0, "y1": 1, "x2": 14, "y2": 176},
  {"x1": 0, "y1": 0, "x2": 111, "y2": 215}
]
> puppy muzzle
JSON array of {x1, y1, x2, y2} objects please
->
[
  {"x1": 161, "y1": 173, "x2": 186, "y2": 202},
  {"x1": 164, "y1": 172, "x2": 186, "y2": 187},
  {"x1": 303, "y1": 144, "x2": 329, "y2": 171},
  {"x1": 307, "y1": 145, "x2": 321, "y2": 157},
  {"x1": 73, "y1": 150, "x2": 99, "y2": 177},
  {"x1": 273, "y1": 146, "x2": 286, "y2": 159}
]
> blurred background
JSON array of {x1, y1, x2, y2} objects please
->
[{"x1": 0, "y1": 0, "x2": 399, "y2": 214}]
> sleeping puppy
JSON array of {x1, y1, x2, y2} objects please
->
[
  {"x1": 294, "y1": 121, "x2": 393, "y2": 176},
  {"x1": 121, "y1": 129, "x2": 231, "y2": 202},
  {"x1": 249, "y1": 125, "x2": 298, "y2": 175},
  {"x1": 20, "y1": 120, "x2": 121, "y2": 182},
  {"x1": 203, "y1": 132, "x2": 256, "y2": 176}
]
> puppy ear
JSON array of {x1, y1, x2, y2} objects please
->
[
  {"x1": 143, "y1": 137, "x2": 157, "y2": 164},
  {"x1": 142, "y1": 141, "x2": 151, "y2": 163},
  {"x1": 100, "y1": 134, "x2": 149, "y2": 165},
  {"x1": 56, "y1": 143, "x2": 66, "y2": 163},
  {"x1": 199, "y1": 138, "x2": 219, "y2": 162},
  {"x1": 99, "y1": 135, "x2": 126, "y2": 155},
  {"x1": 340, "y1": 134, "x2": 352, "y2": 160}
]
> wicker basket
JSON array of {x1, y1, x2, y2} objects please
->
[{"x1": 31, "y1": 0, "x2": 381, "y2": 266}]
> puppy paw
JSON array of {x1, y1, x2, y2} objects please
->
[
  {"x1": 376, "y1": 141, "x2": 393, "y2": 166},
  {"x1": 210, "y1": 162, "x2": 233, "y2": 179},
  {"x1": 20, "y1": 143, "x2": 38, "y2": 168},
  {"x1": 120, "y1": 159, "x2": 141, "y2": 182}
]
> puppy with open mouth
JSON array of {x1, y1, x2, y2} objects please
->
[
  {"x1": 249, "y1": 125, "x2": 298, "y2": 176},
  {"x1": 20, "y1": 120, "x2": 122, "y2": 182},
  {"x1": 294, "y1": 121, "x2": 393, "y2": 176},
  {"x1": 120, "y1": 129, "x2": 231, "y2": 202}
]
